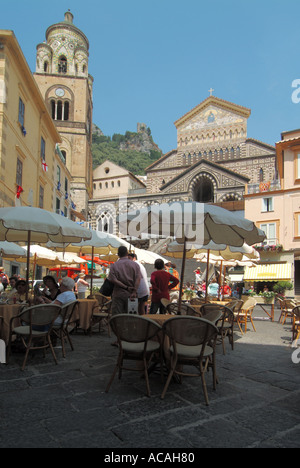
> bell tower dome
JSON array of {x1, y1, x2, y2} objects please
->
[{"x1": 34, "y1": 11, "x2": 94, "y2": 220}]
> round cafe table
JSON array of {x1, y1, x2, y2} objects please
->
[{"x1": 0, "y1": 304, "x2": 22, "y2": 345}]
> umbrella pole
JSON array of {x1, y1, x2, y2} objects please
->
[
  {"x1": 26, "y1": 231, "x2": 31, "y2": 301},
  {"x1": 178, "y1": 236, "x2": 187, "y2": 314},
  {"x1": 32, "y1": 253, "x2": 37, "y2": 292},
  {"x1": 90, "y1": 246, "x2": 94, "y2": 296},
  {"x1": 205, "y1": 249, "x2": 210, "y2": 303},
  {"x1": 218, "y1": 260, "x2": 223, "y2": 300}
]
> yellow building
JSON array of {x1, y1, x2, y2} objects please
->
[{"x1": 0, "y1": 30, "x2": 72, "y2": 216}]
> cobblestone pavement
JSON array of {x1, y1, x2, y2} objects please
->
[{"x1": 0, "y1": 307, "x2": 299, "y2": 449}]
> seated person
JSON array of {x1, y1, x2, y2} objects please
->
[
  {"x1": 52, "y1": 277, "x2": 76, "y2": 326},
  {"x1": 14, "y1": 279, "x2": 30, "y2": 303},
  {"x1": 35, "y1": 275, "x2": 60, "y2": 304},
  {"x1": 6, "y1": 276, "x2": 18, "y2": 300},
  {"x1": 207, "y1": 279, "x2": 219, "y2": 297}
]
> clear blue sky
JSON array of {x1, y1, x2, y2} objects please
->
[{"x1": 2, "y1": 0, "x2": 300, "y2": 153}]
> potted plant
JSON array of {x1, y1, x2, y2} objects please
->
[
  {"x1": 273, "y1": 281, "x2": 293, "y2": 298},
  {"x1": 258, "y1": 290, "x2": 276, "y2": 304}
]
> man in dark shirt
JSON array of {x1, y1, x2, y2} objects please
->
[
  {"x1": 150, "y1": 259, "x2": 179, "y2": 314},
  {"x1": 108, "y1": 246, "x2": 141, "y2": 315}
]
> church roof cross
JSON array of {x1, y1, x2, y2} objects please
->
[{"x1": 208, "y1": 88, "x2": 214, "y2": 96}]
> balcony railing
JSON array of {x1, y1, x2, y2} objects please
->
[
  {"x1": 254, "y1": 239, "x2": 283, "y2": 252},
  {"x1": 246, "y1": 180, "x2": 281, "y2": 195}
]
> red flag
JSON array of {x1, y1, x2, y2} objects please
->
[
  {"x1": 16, "y1": 185, "x2": 23, "y2": 199},
  {"x1": 42, "y1": 161, "x2": 48, "y2": 172}
]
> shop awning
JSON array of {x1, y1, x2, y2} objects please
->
[{"x1": 244, "y1": 263, "x2": 292, "y2": 282}]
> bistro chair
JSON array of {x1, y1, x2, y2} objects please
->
[
  {"x1": 200, "y1": 303, "x2": 234, "y2": 354},
  {"x1": 166, "y1": 303, "x2": 199, "y2": 316},
  {"x1": 291, "y1": 306, "x2": 300, "y2": 343},
  {"x1": 160, "y1": 298, "x2": 172, "y2": 309},
  {"x1": 279, "y1": 299, "x2": 297, "y2": 325},
  {"x1": 7, "y1": 304, "x2": 61, "y2": 371},
  {"x1": 52, "y1": 300, "x2": 78, "y2": 358},
  {"x1": 234, "y1": 298, "x2": 257, "y2": 334},
  {"x1": 161, "y1": 316, "x2": 218, "y2": 405},
  {"x1": 105, "y1": 314, "x2": 162, "y2": 397},
  {"x1": 90, "y1": 293, "x2": 112, "y2": 335},
  {"x1": 190, "y1": 297, "x2": 206, "y2": 306}
]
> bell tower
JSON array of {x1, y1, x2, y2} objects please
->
[{"x1": 34, "y1": 10, "x2": 94, "y2": 220}]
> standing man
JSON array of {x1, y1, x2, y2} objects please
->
[
  {"x1": 108, "y1": 246, "x2": 141, "y2": 315},
  {"x1": 128, "y1": 253, "x2": 150, "y2": 315}
]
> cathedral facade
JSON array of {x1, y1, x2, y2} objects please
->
[{"x1": 88, "y1": 95, "x2": 277, "y2": 236}]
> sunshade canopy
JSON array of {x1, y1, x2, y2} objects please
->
[
  {"x1": 244, "y1": 263, "x2": 292, "y2": 282},
  {"x1": 0, "y1": 241, "x2": 27, "y2": 258},
  {"x1": 119, "y1": 202, "x2": 266, "y2": 247},
  {"x1": 0, "y1": 207, "x2": 92, "y2": 244}
]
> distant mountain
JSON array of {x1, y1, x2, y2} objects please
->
[{"x1": 92, "y1": 123, "x2": 162, "y2": 175}]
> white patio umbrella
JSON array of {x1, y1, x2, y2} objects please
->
[
  {"x1": 0, "y1": 207, "x2": 92, "y2": 296},
  {"x1": 119, "y1": 202, "x2": 266, "y2": 308},
  {"x1": 0, "y1": 241, "x2": 27, "y2": 258},
  {"x1": 162, "y1": 240, "x2": 260, "y2": 301},
  {"x1": 47, "y1": 230, "x2": 124, "y2": 294}
]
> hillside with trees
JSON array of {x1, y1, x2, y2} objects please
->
[{"x1": 92, "y1": 124, "x2": 162, "y2": 175}]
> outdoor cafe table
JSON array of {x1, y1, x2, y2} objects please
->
[
  {"x1": 73, "y1": 298, "x2": 99, "y2": 331},
  {"x1": 0, "y1": 303, "x2": 22, "y2": 345},
  {"x1": 0, "y1": 299, "x2": 99, "y2": 344}
]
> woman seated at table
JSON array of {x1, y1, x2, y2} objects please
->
[
  {"x1": 6, "y1": 276, "x2": 18, "y2": 300},
  {"x1": 14, "y1": 279, "x2": 30, "y2": 303},
  {"x1": 34, "y1": 275, "x2": 61, "y2": 305}
]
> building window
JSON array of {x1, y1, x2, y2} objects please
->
[
  {"x1": 57, "y1": 166, "x2": 61, "y2": 185},
  {"x1": 58, "y1": 56, "x2": 67, "y2": 74},
  {"x1": 260, "y1": 222, "x2": 277, "y2": 245},
  {"x1": 41, "y1": 137, "x2": 46, "y2": 161},
  {"x1": 295, "y1": 213, "x2": 300, "y2": 237},
  {"x1": 262, "y1": 197, "x2": 273, "y2": 212},
  {"x1": 56, "y1": 197, "x2": 61, "y2": 214},
  {"x1": 98, "y1": 211, "x2": 114, "y2": 233},
  {"x1": 51, "y1": 99, "x2": 69, "y2": 121},
  {"x1": 44, "y1": 62, "x2": 48, "y2": 73},
  {"x1": 296, "y1": 153, "x2": 300, "y2": 180},
  {"x1": 16, "y1": 158, "x2": 23, "y2": 186},
  {"x1": 259, "y1": 168, "x2": 264, "y2": 182},
  {"x1": 18, "y1": 97, "x2": 25, "y2": 127},
  {"x1": 39, "y1": 186, "x2": 44, "y2": 209}
]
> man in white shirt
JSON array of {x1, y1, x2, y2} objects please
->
[{"x1": 128, "y1": 253, "x2": 150, "y2": 315}]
